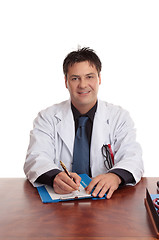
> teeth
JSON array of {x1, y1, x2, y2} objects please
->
[{"x1": 80, "y1": 91, "x2": 89, "y2": 94}]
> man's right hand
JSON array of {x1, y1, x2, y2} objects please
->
[{"x1": 53, "y1": 172, "x2": 81, "y2": 194}]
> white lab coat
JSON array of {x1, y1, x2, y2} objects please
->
[{"x1": 24, "y1": 99, "x2": 144, "y2": 186}]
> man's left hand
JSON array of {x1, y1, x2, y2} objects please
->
[{"x1": 85, "y1": 173, "x2": 122, "y2": 199}]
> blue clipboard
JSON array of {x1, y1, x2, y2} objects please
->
[{"x1": 37, "y1": 174, "x2": 107, "y2": 203}]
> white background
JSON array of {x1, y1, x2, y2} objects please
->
[{"x1": 0, "y1": 0, "x2": 159, "y2": 178}]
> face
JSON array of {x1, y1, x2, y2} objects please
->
[{"x1": 65, "y1": 61, "x2": 101, "y2": 114}]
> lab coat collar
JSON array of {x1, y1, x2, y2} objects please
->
[{"x1": 54, "y1": 99, "x2": 75, "y2": 156}]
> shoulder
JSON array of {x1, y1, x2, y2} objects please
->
[
  {"x1": 39, "y1": 100, "x2": 70, "y2": 116},
  {"x1": 34, "y1": 100, "x2": 70, "y2": 125},
  {"x1": 98, "y1": 99, "x2": 129, "y2": 116},
  {"x1": 98, "y1": 100, "x2": 134, "y2": 126}
]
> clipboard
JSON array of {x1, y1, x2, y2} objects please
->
[
  {"x1": 145, "y1": 188, "x2": 159, "y2": 238},
  {"x1": 37, "y1": 174, "x2": 107, "y2": 203}
]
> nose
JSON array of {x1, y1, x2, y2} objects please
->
[{"x1": 79, "y1": 77, "x2": 87, "y2": 88}]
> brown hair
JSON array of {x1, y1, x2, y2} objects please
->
[{"x1": 63, "y1": 47, "x2": 102, "y2": 77}]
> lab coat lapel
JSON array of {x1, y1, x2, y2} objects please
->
[
  {"x1": 55, "y1": 100, "x2": 75, "y2": 157},
  {"x1": 90, "y1": 100, "x2": 110, "y2": 162}
]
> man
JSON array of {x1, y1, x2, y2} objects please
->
[{"x1": 24, "y1": 47, "x2": 144, "y2": 199}]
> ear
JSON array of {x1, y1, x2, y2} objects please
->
[
  {"x1": 65, "y1": 76, "x2": 68, "y2": 89},
  {"x1": 99, "y1": 74, "x2": 101, "y2": 85}
]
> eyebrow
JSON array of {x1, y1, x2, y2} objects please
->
[
  {"x1": 70, "y1": 75, "x2": 80, "y2": 78},
  {"x1": 86, "y1": 73, "x2": 96, "y2": 76},
  {"x1": 70, "y1": 73, "x2": 96, "y2": 78}
]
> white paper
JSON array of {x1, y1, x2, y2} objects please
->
[{"x1": 45, "y1": 184, "x2": 91, "y2": 200}]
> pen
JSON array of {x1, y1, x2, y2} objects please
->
[
  {"x1": 60, "y1": 161, "x2": 80, "y2": 191},
  {"x1": 60, "y1": 160, "x2": 72, "y2": 178}
]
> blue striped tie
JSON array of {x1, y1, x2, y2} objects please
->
[{"x1": 72, "y1": 116, "x2": 89, "y2": 175}]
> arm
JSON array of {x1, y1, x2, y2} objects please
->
[
  {"x1": 24, "y1": 109, "x2": 59, "y2": 185},
  {"x1": 109, "y1": 168, "x2": 135, "y2": 185},
  {"x1": 86, "y1": 107, "x2": 143, "y2": 198},
  {"x1": 109, "y1": 107, "x2": 144, "y2": 184},
  {"x1": 36, "y1": 169, "x2": 62, "y2": 186},
  {"x1": 24, "y1": 103, "x2": 81, "y2": 192}
]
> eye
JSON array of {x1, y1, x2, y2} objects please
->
[
  {"x1": 87, "y1": 75, "x2": 94, "y2": 79},
  {"x1": 71, "y1": 77, "x2": 79, "y2": 81}
]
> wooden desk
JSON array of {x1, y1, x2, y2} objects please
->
[{"x1": 0, "y1": 178, "x2": 158, "y2": 240}]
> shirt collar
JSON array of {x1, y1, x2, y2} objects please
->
[{"x1": 71, "y1": 101, "x2": 97, "y2": 122}]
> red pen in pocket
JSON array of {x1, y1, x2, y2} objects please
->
[{"x1": 107, "y1": 144, "x2": 114, "y2": 166}]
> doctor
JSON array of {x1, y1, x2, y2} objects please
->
[{"x1": 24, "y1": 47, "x2": 144, "y2": 199}]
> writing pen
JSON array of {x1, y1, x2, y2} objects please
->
[
  {"x1": 60, "y1": 161, "x2": 80, "y2": 191},
  {"x1": 60, "y1": 160, "x2": 72, "y2": 178}
]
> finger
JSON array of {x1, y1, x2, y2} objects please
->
[
  {"x1": 85, "y1": 177, "x2": 100, "y2": 194},
  {"x1": 53, "y1": 172, "x2": 79, "y2": 193},
  {"x1": 64, "y1": 176, "x2": 79, "y2": 190},
  {"x1": 98, "y1": 185, "x2": 109, "y2": 198},
  {"x1": 55, "y1": 179, "x2": 77, "y2": 193},
  {"x1": 70, "y1": 173, "x2": 81, "y2": 186},
  {"x1": 54, "y1": 182, "x2": 73, "y2": 194},
  {"x1": 59, "y1": 172, "x2": 79, "y2": 190},
  {"x1": 91, "y1": 180, "x2": 106, "y2": 197},
  {"x1": 106, "y1": 187, "x2": 116, "y2": 199}
]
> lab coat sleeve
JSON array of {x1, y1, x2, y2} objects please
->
[
  {"x1": 110, "y1": 108, "x2": 144, "y2": 185},
  {"x1": 24, "y1": 109, "x2": 59, "y2": 185}
]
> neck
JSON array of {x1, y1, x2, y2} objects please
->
[{"x1": 71, "y1": 101, "x2": 97, "y2": 115}]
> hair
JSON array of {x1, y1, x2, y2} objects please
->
[{"x1": 63, "y1": 47, "x2": 102, "y2": 77}]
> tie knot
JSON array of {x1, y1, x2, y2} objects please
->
[{"x1": 78, "y1": 116, "x2": 88, "y2": 127}]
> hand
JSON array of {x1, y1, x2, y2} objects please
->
[
  {"x1": 85, "y1": 173, "x2": 121, "y2": 199},
  {"x1": 53, "y1": 172, "x2": 81, "y2": 194}
]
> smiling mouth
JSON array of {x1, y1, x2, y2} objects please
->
[{"x1": 78, "y1": 91, "x2": 90, "y2": 95}]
